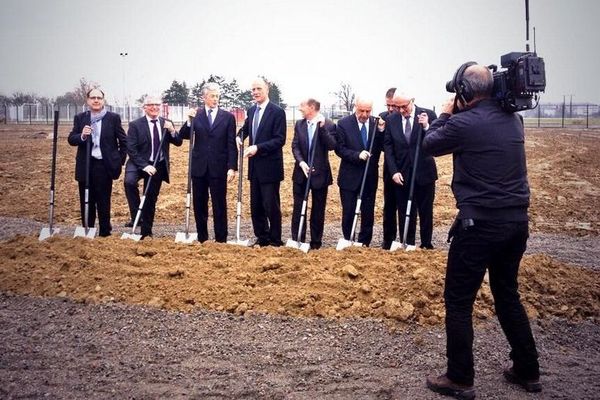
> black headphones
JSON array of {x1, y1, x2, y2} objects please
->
[{"x1": 451, "y1": 61, "x2": 477, "y2": 105}]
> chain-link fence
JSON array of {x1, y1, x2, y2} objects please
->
[{"x1": 2, "y1": 102, "x2": 599, "y2": 129}]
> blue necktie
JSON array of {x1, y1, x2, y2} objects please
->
[
  {"x1": 252, "y1": 106, "x2": 261, "y2": 142},
  {"x1": 360, "y1": 123, "x2": 368, "y2": 148},
  {"x1": 207, "y1": 109, "x2": 213, "y2": 128},
  {"x1": 307, "y1": 121, "x2": 314, "y2": 154}
]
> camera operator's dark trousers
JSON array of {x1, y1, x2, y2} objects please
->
[
  {"x1": 124, "y1": 161, "x2": 167, "y2": 237},
  {"x1": 444, "y1": 219, "x2": 539, "y2": 386},
  {"x1": 78, "y1": 158, "x2": 113, "y2": 236}
]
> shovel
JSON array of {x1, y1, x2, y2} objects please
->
[
  {"x1": 286, "y1": 122, "x2": 320, "y2": 253},
  {"x1": 390, "y1": 118, "x2": 425, "y2": 252},
  {"x1": 73, "y1": 127, "x2": 96, "y2": 239},
  {"x1": 227, "y1": 129, "x2": 250, "y2": 247},
  {"x1": 175, "y1": 117, "x2": 198, "y2": 244},
  {"x1": 122, "y1": 128, "x2": 168, "y2": 241},
  {"x1": 39, "y1": 110, "x2": 61, "y2": 241},
  {"x1": 337, "y1": 117, "x2": 379, "y2": 251}
]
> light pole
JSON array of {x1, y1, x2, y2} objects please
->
[{"x1": 119, "y1": 52, "x2": 128, "y2": 119}]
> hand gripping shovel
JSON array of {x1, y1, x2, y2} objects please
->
[
  {"x1": 227, "y1": 130, "x2": 250, "y2": 247},
  {"x1": 286, "y1": 122, "x2": 320, "y2": 253},
  {"x1": 39, "y1": 110, "x2": 61, "y2": 241},
  {"x1": 121, "y1": 128, "x2": 168, "y2": 241},
  {"x1": 337, "y1": 117, "x2": 379, "y2": 251},
  {"x1": 175, "y1": 118, "x2": 198, "y2": 243},
  {"x1": 390, "y1": 119, "x2": 425, "y2": 252},
  {"x1": 73, "y1": 123, "x2": 97, "y2": 239}
]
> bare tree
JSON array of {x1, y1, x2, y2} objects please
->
[{"x1": 333, "y1": 82, "x2": 355, "y2": 111}]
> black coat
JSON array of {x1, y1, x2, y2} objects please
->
[
  {"x1": 384, "y1": 106, "x2": 438, "y2": 186},
  {"x1": 291, "y1": 118, "x2": 336, "y2": 190},
  {"x1": 179, "y1": 108, "x2": 238, "y2": 178},
  {"x1": 240, "y1": 101, "x2": 286, "y2": 183},
  {"x1": 67, "y1": 110, "x2": 127, "y2": 182}
]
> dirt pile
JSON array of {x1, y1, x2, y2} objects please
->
[{"x1": 1, "y1": 235, "x2": 598, "y2": 325}]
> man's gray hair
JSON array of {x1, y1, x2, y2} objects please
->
[
  {"x1": 202, "y1": 82, "x2": 221, "y2": 96},
  {"x1": 464, "y1": 65, "x2": 494, "y2": 98}
]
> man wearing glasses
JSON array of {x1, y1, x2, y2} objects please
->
[
  {"x1": 68, "y1": 88, "x2": 127, "y2": 237},
  {"x1": 124, "y1": 95, "x2": 182, "y2": 239},
  {"x1": 383, "y1": 93, "x2": 438, "y2": 249}
]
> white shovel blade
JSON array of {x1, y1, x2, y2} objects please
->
[
  {"x1": 39, "y1": 227, "x2": 60, "y2": 241},
  {"x1": 226, "y1": 238, "x2": 250, "y2": 247},
  {"x1": 390, "y1": 240, "x2": 403, "y2": 252},
  {"x1": 405, "y1": 244, "x2": 417, "y2": 251},
  {"x1": 175, "y1": 232, "x2": 198, "y2": 244},
  {"x1": 285, "y1": 239, "x2": 311, "y2": 253},
  {"x1": 74, "y1": 226, "x2": 96, "y2": 239},
  {"x1": 121, "y1": 232, "x2": 142, "y2": 241}
]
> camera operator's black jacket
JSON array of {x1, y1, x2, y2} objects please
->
[{"x1": 422, "y1": 99, "x2": 529, "y2": 222}]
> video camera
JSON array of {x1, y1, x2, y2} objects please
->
[
  {"x1": 446, "y1": 0, "x2": 546, "y2": 113},
  {"x1": 489, "y1": 51, "x2": 546, "y2": 112}
]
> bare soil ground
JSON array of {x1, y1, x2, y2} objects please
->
[{"x1": 0, "y1": 124, "x2": 599, "y2": 399}]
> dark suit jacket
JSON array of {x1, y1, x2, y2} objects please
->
[
  {"x1": 125, "y1": 116, "x2": 183, "y2": 183},
  {"x1": 384, "y1": 106, "x2": 438, "y2": 186},
  {"x1": 179, "y1": 108, "x2": 237, "y2": 178},
  {"x1": 291, "y1": 119, "x2": 336, "y2": 190},
  {"x1": 67, "y1": 110, "x2": 127, "y2": 182},
  {"x1": 335, "y1": 114, "x2": 383, "y2": 192},
  {"x1": 240, "y1": 101, "x2": 286, "y2": 183}
]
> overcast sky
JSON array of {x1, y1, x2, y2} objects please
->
[{"x1": 1, "y1": 0, "x2": 598, "y2": 112}]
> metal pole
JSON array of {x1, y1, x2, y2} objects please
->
[
  {"x1": 569, "y1": 95, "x2": 573, "y2": 119},
  {"x1": 586, "y1": 104, "x2": 589, "y2": 129},
  {"x1": 561, "y1": 95, "x2": 565, "y2": 128},
  {"x1": 120, "y1": 51, "x2": 128, "y2": 120},
  {"x1": 537, "y1": 102, "x2": 541, "y2": 127}
]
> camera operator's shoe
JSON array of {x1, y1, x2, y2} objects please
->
[
  {"x1": 426, "y1": 374, "x2": 475, "y2": 400},
  {"x1": 503, "y1": 367, "x2": 542, "y2": 393}
]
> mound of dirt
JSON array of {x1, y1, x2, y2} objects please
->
[{"x1": 1, "y1": 236, "x2": 598, "y2": 325}]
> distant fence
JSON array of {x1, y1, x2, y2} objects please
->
[{"x1": 2, "y1": 102, "x2": 599, "y2": 129}]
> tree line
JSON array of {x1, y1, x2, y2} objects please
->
[{"x1": 0, "y1": 76, "x2": 288, "y2": 110}]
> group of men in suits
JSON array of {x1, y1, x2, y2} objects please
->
[{"x1": 69, "y1": 81, "x2": 438, "y2": 248}]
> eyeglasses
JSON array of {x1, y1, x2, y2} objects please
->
[
  {"x1": 392, "y1": 99, "x2": 414, "y2": 110},
  {"x1": 88, "y1": 96, "x2": 104, "y2": 100}
]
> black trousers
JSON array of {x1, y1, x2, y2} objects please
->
[
  {"x1": 395, "y1": 181, "x2": 435, "y2": 247},
  {"x1": 124, "y1": 161, "x2": 166, "y2": 237},
  {"x1": 339, "y1": 186, "x2": 376, "y2": 246},
  {"x1": 250, "y1": 178, "x2": 282, "y2": 246},
  {"x1": 291, "y1": 181, "x2": 328, "y2": 249},
  {"x1": 382, "y1": 168, "x2": 400, "y2": 248},
  {"x1": 192, "y1": 174, "x2": 228, "y2": 243},
  {"x1": 78, "y1": 158, "x2": 113, "y2": 236},
  {"x1": 445, "y1": 219, "x2": 539, "y2": 386}
]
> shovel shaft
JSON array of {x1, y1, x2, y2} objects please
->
[
  {"x1": 184, "y1": 193, "x2": 191, "y2": 234},
  {"x1": 48, "y1": 190, "x2": 55, "y2": 231}
]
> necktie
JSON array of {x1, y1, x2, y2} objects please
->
[
  {"x1": 404, "y1": 117, "x2": 412, "y2": 142},
  {"x1": 151, "y1": 119, "x2": 160, "y2": 161},
  {"x1": 360, "y1": 123, "x2": 368, "y2": 148},
  {"x1": 207, "y1": 109, "x2": 213, "y2": 128},
  {"x1": 252, "y1": 106, "x2": 261, "y2": 142},
  {"x1": 307, "y1": 121, "x2": 314, "y2": 154}
]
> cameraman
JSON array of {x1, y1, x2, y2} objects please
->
[{"x1": 422, "y1": 63, "x2": 541, "y2": 399}]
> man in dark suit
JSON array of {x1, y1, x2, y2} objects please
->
[
  {"x1": 384, "y1": 92, "x2": 438, "y2": 248},
  {"x1": 124, "y1": 95, "x2": 183, "y2": 239},
  {"x1": 290, "y1": 98, "x2": 337, "y2": 249},
  {"x1": 335, "y1": 98, "x2": 385, "y2": 247},
  {"x1": 68, "y1": 88, "x2": 127, "y2": 237},
  {"x1": 380, "y1": 87, "x2": 400, "y2": 249},
  {"x1": 179, "y1": 82, "x2": 237, "y2": 243},
  {"x1": 238, "y1": 78, "x2": 286, "y2": 247}
]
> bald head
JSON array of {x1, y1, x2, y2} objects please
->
[
  {"x1": 463, "y1": 64, "x2": 494, "y2": 100},
  {"x1": 354, "y1": 97, "x2": 373, "y2": 124}
]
